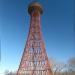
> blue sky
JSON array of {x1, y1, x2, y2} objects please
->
[{"x1": 0, "y1": 0, "x2": 75, "y2": 75}]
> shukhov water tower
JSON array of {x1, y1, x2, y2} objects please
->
[{"x1": 17, "y1": 1, "x2": 53, "y2": 75}]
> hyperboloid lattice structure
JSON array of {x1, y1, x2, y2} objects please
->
[{"x1": 17, "y1": 2, "x2": 53, "y2": 75}]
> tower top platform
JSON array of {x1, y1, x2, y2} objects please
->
[{"x1": 28, "y1": 2, "x2": 43, "y2": 15}]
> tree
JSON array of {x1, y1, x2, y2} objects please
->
[
  {"x1": 4, "y1": 70, "x2": 9, "y2": 75},
  {"x1": 68, "y1": 57, "x2": 75, "y2": 72},
  {"x1": 49, "y1": 57, "x2": 66, "y2": 75},
  {"x1": 4, "y1": 70, "x2": 16, "y2": 75}
]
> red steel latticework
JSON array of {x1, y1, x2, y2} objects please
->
[{"x1": 17, "y1": 2, "x2": 53, "y2": 75}]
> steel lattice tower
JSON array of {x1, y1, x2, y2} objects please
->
[{"x1": 17, "y1": 2, "x2": 53, "y2": 75}]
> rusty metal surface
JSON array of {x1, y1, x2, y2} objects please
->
[{"x1": 17, "y1": 2, "x2": 53, "y2": 75}]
